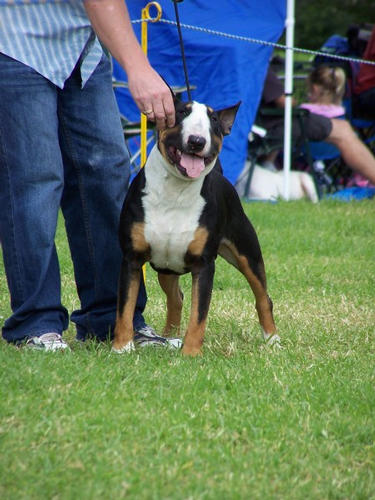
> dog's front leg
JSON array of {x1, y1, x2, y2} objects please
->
[
  {"x1": 113, "y1": 258, "x2": 141, "y2": 353},
  {"x1": 182, "y1": 261, "x2": 215, "y2": 356},
  {"x1": 158, "y1": 273, "x2": 183, "y2": 335}
]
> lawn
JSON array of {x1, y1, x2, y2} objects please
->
[{"x1": 1, "y1": 200, "x2": 374, "y2": 499}]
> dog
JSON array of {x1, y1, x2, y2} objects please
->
[
  {"x1": 113, "y1": 98, "x2": 279, "y2": 356},
  {"x1": 236, "y1": 162, "x2": 319, "y2": 202}
]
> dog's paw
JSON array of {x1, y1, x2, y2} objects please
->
[
  {"x1": 182, "y1": 345, "x2": 202, "y2": 357},
  {"x1": 167, "y1": 337, "x2": 183, "y2": 349},
  {"x1": 263, "y1": 332, "x2": 282, "y2": 349},
  {"x1": 112, "y1": 341, "x2": 136, "y2": 354}
]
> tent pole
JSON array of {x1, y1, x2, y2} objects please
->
[{"x1": 283, "y1": 0, "x2": 295, "y2": 201}]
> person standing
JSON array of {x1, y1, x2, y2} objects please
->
[{"x1": 0, "y1": 0, "x2": 181, "y2": 350}]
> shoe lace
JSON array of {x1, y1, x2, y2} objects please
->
[
  {"x1": 136, "y1": 326, "x2": 157, "y2": 338},
  {"x1": 40, "y1": 333, "x2": 62, "y2": 343}
]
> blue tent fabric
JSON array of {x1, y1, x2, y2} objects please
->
[{"x1": 113, "y1": 0, "x2": 286, "y2": 184}]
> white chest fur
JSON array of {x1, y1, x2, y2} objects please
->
[{"x1": 142, "y1": 146, "x2": 206, "y2": 273}]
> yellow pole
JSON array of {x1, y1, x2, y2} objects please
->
[
  {"x1": 140, "y1": 2, "x2": 162, "y2": 167},
  {"x1": 140, "y1": 2, "x2": 161, "y2": 280}
]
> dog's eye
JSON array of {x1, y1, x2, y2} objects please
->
[{"x1": 177, "y1": 108, "x2": 190, "y2": 119}]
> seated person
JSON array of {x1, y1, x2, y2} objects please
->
[
  {"x1": 256, "y1": 67, "x2": 375, "y2": 186},
  {"x1": 353, "y1": 25, "x2": 375, "y2": 120},
  {"x1": 300, "y1": 65, "x2": 371, "y2": 187},
  {"x1": 300, "y1": 65, "x2": 346, "y2": 118}
]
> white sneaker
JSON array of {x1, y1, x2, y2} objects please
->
[
  {"x1": 134, "y1": 325, "x2": 183, "y2": 349},
  {"x1": 26, "y1": 332, "x2": 70, "y2": 351}
]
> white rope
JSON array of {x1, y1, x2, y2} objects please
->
[{"x1": 133, "y1": 18, "x2": 375, "y2": 67}]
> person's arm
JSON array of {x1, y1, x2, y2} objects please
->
[{"x1": 84, "y1": 0, "x2": 175, "y2": 129}]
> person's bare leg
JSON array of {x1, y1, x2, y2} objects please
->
[{"x1": 327, "y1": 119, "x2": 375, "y2": 184}]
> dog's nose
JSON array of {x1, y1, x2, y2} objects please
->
[{"x1": 187, "y1": 135, "x2": 206, "y2": 152}]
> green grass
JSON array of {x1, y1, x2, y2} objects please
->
[{"x1": 1, "y1": 200, "x2": 375, "y2": 499}]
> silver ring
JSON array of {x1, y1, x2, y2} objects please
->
[{"x1": 143, "y1": 109, "x2": 153, "y2": 115}]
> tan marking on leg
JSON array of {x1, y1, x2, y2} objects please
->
[
  {"x1": 113, "y1": 273, "x2": 140, "y2": 350},
  {"x1": 182, "y1": 275, "x2": 206, "y2": 356},
  {"x1": 220, "y1": 240, "x2": 276, "y2": 335},
  {"x1": 218, "y1": 239, "x2": 240, "y2": 269},
  {"x1": 187, "y1": 226, "x2": 209, "y2": 256},
  {"x1": 131, "y1": 222, "x2": 149, "y2": 254},
  {"x1": 158, "y1": 273, "x2": 183, "y2": 335}
]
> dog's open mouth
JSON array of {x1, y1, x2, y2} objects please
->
[{"x1": 167, "y1": 146, "x2": 214, "y2": 178}]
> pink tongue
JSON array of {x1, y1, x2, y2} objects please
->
[{"x1": 180, "y1": 153, "x2": 205, "y2": 178}]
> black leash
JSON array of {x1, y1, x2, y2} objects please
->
[{"x1": 172, "y1": 0, "x2": 192, "y2": 101}]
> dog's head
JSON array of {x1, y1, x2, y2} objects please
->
[{"x1": 158, "y1": 99, "x2": 240, "y2": 180}]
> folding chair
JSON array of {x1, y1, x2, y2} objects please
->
[
  {"x1": 247, "y1": 108, "x2": 326, "y2": 197},
  {"x1": 344, "y1": 96, "x2": 375, "y2": 155},
  {"x1": 243, "y1": 107, "x2": 351, "y2": 199},
  {"x1": 301, "y1": 138, "x2": 346, "y2": 195},
  {"x1": 112, "y1": 78, "x2": 156, "y2": 177},
  {"x1": 241, "y1": 123, "x2": 283, "y2": 198},
  {"x1": 120, "y1": 114, "x2": 156, "y2": 177},
  {"x1": 351, "y1": 117, "x2": 375, "y2": 155}
]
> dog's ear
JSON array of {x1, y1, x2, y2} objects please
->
[{"x1": 217, "y1": 101, "x2": 241, "y2": 136}]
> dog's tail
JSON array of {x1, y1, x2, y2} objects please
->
[{"x1": 300, "y1": 172, "x2": 319, "y2": 203}]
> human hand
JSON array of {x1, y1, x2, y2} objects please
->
[
  {"x1": 83, "y1": 0, "x2": 175, "y2": 129},
  {"x1": 127, "y1": 65, "x2": 175, "y2": 130}
]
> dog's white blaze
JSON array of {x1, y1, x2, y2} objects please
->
[
  {"x1": 181, "y1": 101, "x2": 212, "y2": 156},
  {"x1": 143, "y1": 146, "x2": 206, "y2": 274}
]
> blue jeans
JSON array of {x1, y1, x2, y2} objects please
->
[{"x1": 0, "y1": 53, "x2": 147, "y2": 343}]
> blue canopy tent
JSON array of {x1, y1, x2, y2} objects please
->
[{"x1": 113, "y1": 0, "x2": 286, "y2": 185}]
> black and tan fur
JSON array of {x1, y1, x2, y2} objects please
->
[{"x1": 113, "y1": 98, "x2": 279, "y2": 356}]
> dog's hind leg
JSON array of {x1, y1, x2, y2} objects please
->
[
  {"x1": 113, "y1": 259, "x2": 141, "y2": 353},
  {"x1": 182, "y1": 261, "x2": 215, "y2": 356},
  {"x1": 219, "y1": 234, "x2": 279, "y2": 346},
  {"x1": 158, "y1": 273, "x2": 184, "y2": 335}
]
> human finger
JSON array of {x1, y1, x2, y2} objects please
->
[
  {"x1": 152, "y1": 101, "x2": 167, "y2": 130},
  {"x1": 160, "y1": 91, "x2": 175, "y2": 128},
  {"x1": 141, "y1": 106, "x2": 155, "y2": 123}
]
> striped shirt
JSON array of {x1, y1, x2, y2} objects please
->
[{"x1": 0, "y1": 0, "x2": 104, "y2": 88}]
